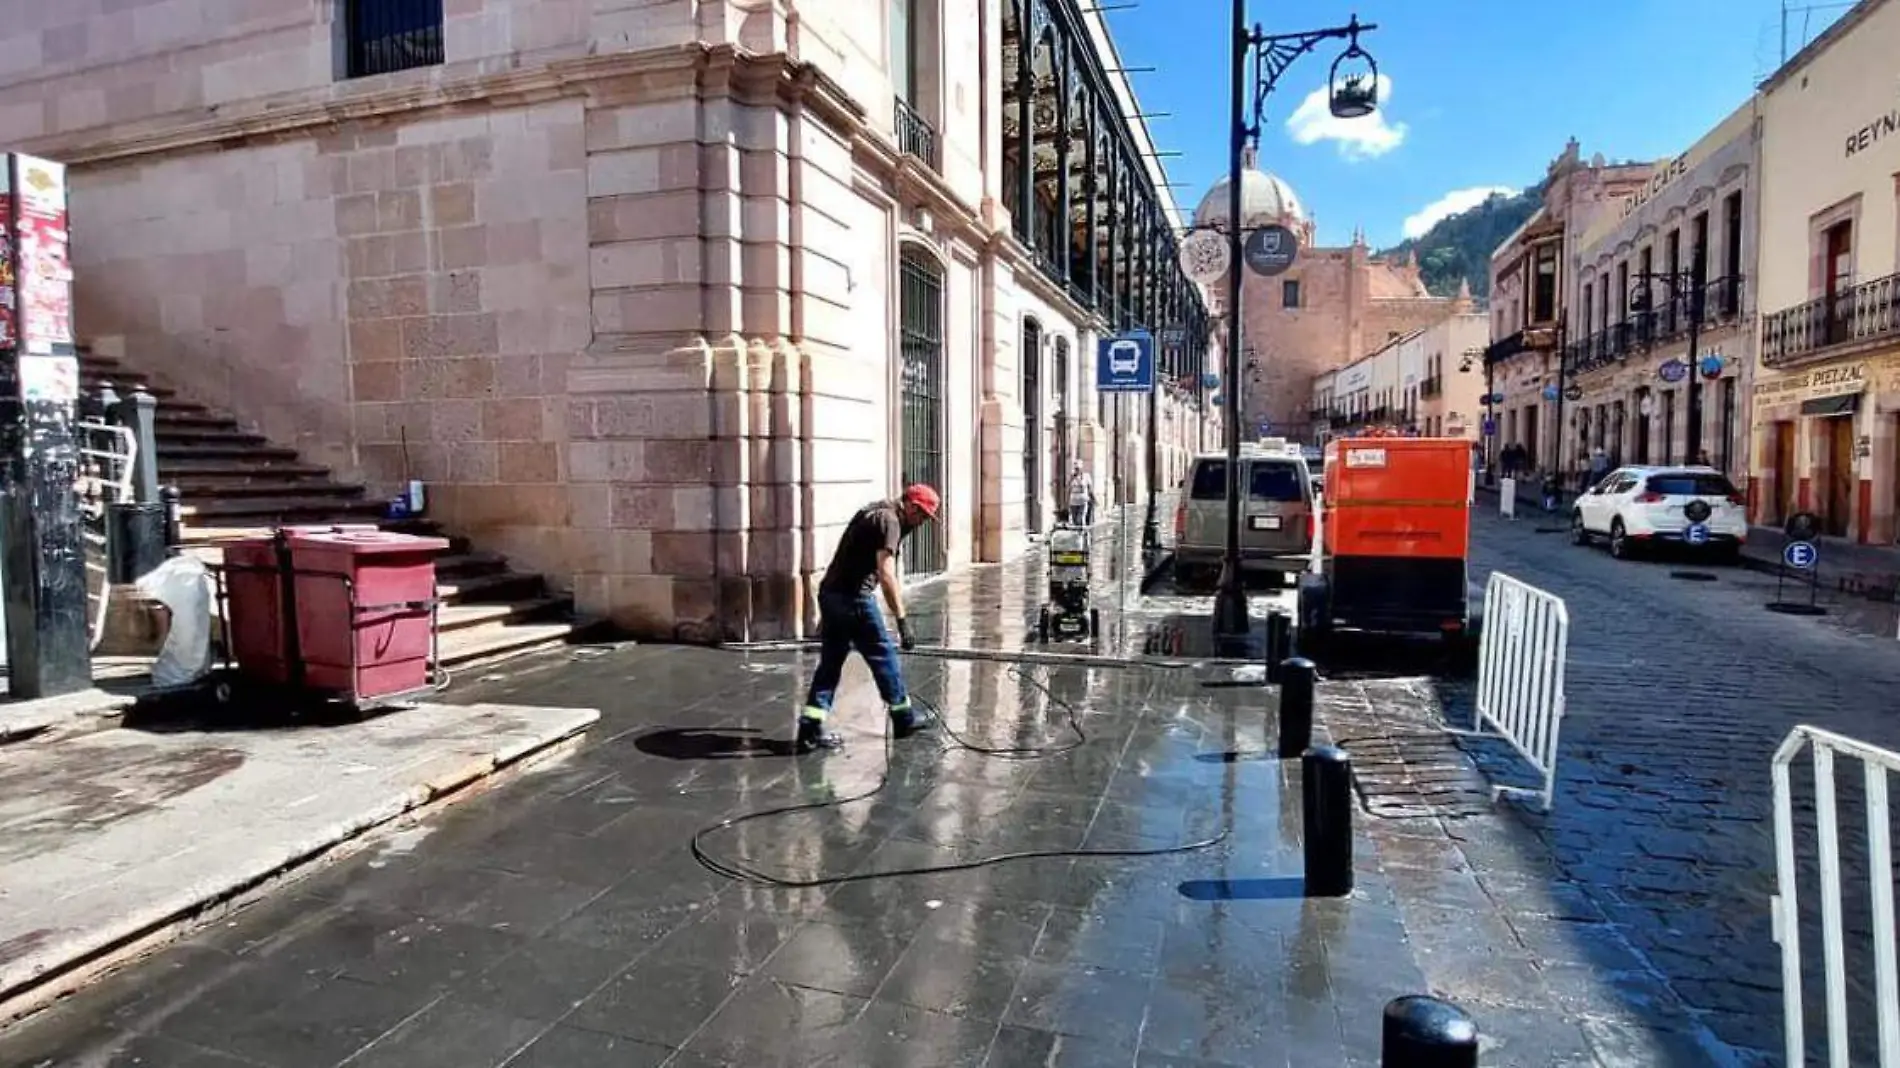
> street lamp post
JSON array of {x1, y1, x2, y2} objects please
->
[
  {"x1": 1630, "y1": 243, "x2": 1709, "y2": 466},
  {"x1": 1212, "y1": 6, "x2": 1379, "y2": 640}
]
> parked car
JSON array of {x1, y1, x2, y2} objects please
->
[
  {"x1": 1173, "y1": 443, "x2": 1317, "y2": 588},
  {"x1": 1571, "y1": 465, "x2": 1747, "y2": 561}
]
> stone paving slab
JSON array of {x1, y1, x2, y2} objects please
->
[
  {"x1": 0, "y1": 700, "x2": 599, "y2": 1023},
  {"x1": 0, "y1": 686, "x2": 134, "y2": 745},
  {"x1": 0, "y1": 635, "x2": 1706, "y2": 1068}
]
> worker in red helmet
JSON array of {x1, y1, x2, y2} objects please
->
[{"x1": 796, "y1": 483, "x2": 942, "y2": 754}]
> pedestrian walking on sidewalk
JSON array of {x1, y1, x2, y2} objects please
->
[
  {"x1": 1067, "y1": 463, "x2": 1093, "y2": 527},
  {"x1": 795, "y1": 484, "x2": 941, "y2": 754}
]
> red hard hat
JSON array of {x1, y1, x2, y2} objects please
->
[{"x1": 902, "y1": 483, "x2": 941, "y2": 518}]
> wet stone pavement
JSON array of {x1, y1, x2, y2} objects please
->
[
  {"x1": 1452, "y1": 507, "x2": 1900, "y2": 1067},
  {"x1": 0, "y1": 504, "x2": 1832, "y2": 1067}
]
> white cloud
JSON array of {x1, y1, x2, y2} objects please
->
[
  {"x1": 1401, "y1": 186, "x2": 1519, "y2": 239},
  {"x1": 1284, "y1": 74, "x2": 1407, "y2": 161}
]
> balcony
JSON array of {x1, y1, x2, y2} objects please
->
[
  {"x1": 1483, "y1": 331, "x2": 1526, "y2": 367},
  {"x1": 1420, "y1": 376, "x2": 1442, "y2": 398},
  {"x1": 894, "y1": 97, "x2": 940, "y2": 171},
  {"x1": 1762, "y1": 272, "x2": 1900, "y2": 368}
]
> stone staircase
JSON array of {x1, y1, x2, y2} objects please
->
[{"x1": 78, "y1": 348, "x2": 582, "y2": 670}]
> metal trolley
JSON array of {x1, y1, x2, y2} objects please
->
[
  {"x1": 1036, "y1": 522, "x2": 1101, "y2": 644},
  {"x1": 150, "y1": 528, "x2": 445, "y2": 714}
]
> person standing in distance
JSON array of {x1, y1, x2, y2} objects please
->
[{"x1": 796, "y1": 484, "x2": 941, "y2": 754}]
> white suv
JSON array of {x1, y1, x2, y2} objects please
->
[{"x1": 1571, "y1": 465, "x2": 1748, "y2": 561}]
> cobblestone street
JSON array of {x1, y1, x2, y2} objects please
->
[{"x1": 1449, "y1": 506, "x2": 1900, "y2": 1065}]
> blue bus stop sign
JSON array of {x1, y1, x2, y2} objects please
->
[
  {"x1": 1784, "y1": 540, "x2": 1818, "y2": 570},
  {"x1": 1097, "y1": 332, "x2": 1155, "y2": 393}
]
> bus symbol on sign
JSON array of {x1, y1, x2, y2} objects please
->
[{"x1": 1784, "y1": 540, "x2": 1818, "y2": 570}]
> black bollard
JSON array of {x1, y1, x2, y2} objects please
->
[
  {"x1": 1301, "y1": 744, "x2": 1352, "y2": 897},
  {"x1": 1265, "y1": 611, "x2": 1291, "y2": 683},
  {"x1": 1276, "y1": 656, "x2": 1316, "y2": 760},
  {"x1": 1381, "y1": 995, "x2": 1478, "y2": 1067}
]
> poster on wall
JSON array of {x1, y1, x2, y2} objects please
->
[
  {"x1": 11, "y1": 154, "x2": 72, "y2": 355},
  {"x1": 0, "y1": 191, "x2": 14, "y2": 351}
]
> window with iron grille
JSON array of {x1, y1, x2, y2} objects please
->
[{"x1": 344, "y1": 0, "x2": 445, "y2": 80}]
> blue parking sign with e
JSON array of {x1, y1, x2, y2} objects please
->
[
  {"x1": 1097, "y1": 331, "x2": 1155, "y2": 393},
  {"x1": 1784, "y1": 540, "x2": 1818, "y2": 569},
  {"x1": 1686, "y1": 523, "x2": 1709, "y2": 546}
]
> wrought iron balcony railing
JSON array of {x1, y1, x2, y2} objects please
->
[
  {"x1": 1762, "y1": 272, "x2": 1900, "y2": 369},
  {"x1": 894, "y1": 97, "x2": 941, "y2": 171},
  {"x1": 1419, "y1": 376, "x2": 1442, "y2": 398},
  {"x1": 1483, "y1": 331, "x2": 1526, "y2": 367}
]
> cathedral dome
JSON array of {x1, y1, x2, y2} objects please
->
[{"x1": 1192, "y1": 149, "x2": 1306, "y2": 231}]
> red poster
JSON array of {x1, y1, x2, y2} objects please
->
[
  {"x1": 0, "y1": 191, "x2": 14, "y2": 351},
  {"x1": 13, "y1": 155, "x2": 72, "y2": 354}
]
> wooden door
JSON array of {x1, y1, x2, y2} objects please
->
[
  {"x1": 1824, "y1": 221, "x2": 1853, "y2": 345},
  {"x1": 1774, "y1": 421, "x2": 1796, "y2": 522},
  {"x1": 1825, "y1": 418, "x2": 1853, "y2": 538}
]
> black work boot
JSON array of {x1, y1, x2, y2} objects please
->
[
  {"x1": 888, "y1": 703, "x2": 935, "y2": 740},
  {"x1": 795, "y1": 715, "x2": 844, "y2": 754}
]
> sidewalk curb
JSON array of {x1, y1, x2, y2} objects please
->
[
  {"x1": 0, "y1": 688, "x2": 136, "y2": 747},
  {"x1": 0, "y1": 704, "x2": 599, "y2": 1027}
]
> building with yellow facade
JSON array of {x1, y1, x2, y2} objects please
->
[
  {"x1": 1567, "y1": 102, "x2": 1759, "y2": 482},
  {"x1": 1751, "y1": 0, "x2": 1900, "y2": 541}
]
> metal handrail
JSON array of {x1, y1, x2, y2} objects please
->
[
  {"x1": 1763, "y1": 272, "x2": 1900, "y2": 368},
  {"x1": 894, "y1": 97, "x2": 941, "y2": 170}
]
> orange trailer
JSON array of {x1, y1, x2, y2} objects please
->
[{"x1": 1298, "y1": 436, "x2": 1479, "y2": 647}]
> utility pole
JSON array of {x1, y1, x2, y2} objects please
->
[{"x1": 1212, "y1": 7, "x2": 1379, "y2": 642}]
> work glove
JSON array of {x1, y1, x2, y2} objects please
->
[{"x1": 896, "y1": 617, "x2": 917, "y2": 651}]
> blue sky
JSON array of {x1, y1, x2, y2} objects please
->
[{"x1": 1105, "y1": 0, "x2": 1853, "y2": 247}]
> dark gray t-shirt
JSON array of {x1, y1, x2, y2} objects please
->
[{"x1": 820, "y1": 501, "x2": 904, "y2": 595}]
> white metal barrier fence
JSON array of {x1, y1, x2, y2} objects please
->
[
  {"x1": 1456, "y1": 571, "x2": 1567, "y2": 811},
  {"x1": 1772, "y1": 725, "x2": 1900, "y2": 1068}
]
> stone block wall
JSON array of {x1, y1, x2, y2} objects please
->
[{"x1": 72, "y1": 97, "x2": 592, "y2": 588}]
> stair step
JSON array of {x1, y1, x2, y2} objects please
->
[
  {"x1": 159, "y1": 464, "x2": 335, "y2": 485},
  {"x1": 437, "y1": 570, "x2": 546, "y2": 604},
  {"x1": 434, "y1": 551, "x2": 510, "y2": 578},
  {"x1": 179, "y1": 496, "x2": 387, "y2": 521},
  {"x1": 160, "y1": 443, "x2": 302, "y2": 463},
  {"x1": 155, "y1": 410, "x2": 239, "y2": 428},
  {"x1": 438, "y1": 597, "x2": 567, "y2": 633},
  {"x1": 172, "y1": 478, "x2": 363, "y2": 498},
  {"x1": 156, "y1": 425, "x2": 268, "y2": 445},
  {"x1": 438, "y1": 620, "x2": 579, "y2": 671}
]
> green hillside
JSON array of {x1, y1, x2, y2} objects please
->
[{"x1": 1380, "y1": 183, "x2": 1545, "y2": 301}]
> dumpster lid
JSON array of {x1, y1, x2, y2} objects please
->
[{"x1": 288, "y1": 529, "x2": 451, "y2": 554}]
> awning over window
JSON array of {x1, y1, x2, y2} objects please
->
[{"x1": 1801, "y1": 392, "x2": 1861, "y2": 417}]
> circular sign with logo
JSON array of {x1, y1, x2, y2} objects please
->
[
  {"x1": 1785, "y1": 510, "x2": 1821, "y2": 542},
  {"x1": 1699, "y1": 354, "x2": 1725, "y2": 379},
  {"x1": 1564, "y1": 384, "x2": 1584, "y2": 402},
  {"x1": 1178, "y1": 229, "x2": 1231, "y2": 285},
  {"x1": 1242, "y1": 224, "x2": 1300, "y2": 277},
  {"x1": 1659, "y1": 359, "x2": 1689, "y2": 384}
]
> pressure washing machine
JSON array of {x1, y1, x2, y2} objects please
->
[{"x1": 1036, "y1": 523, "x2": 1100, "y2": 644}]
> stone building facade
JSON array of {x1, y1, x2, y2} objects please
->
[
  {"x1": 1189, "y1": 157, "x2": 1459, "y2": 445},
  {"x1": 1566, "y1": 102, "x2": 1760, "y2": 485},
  {"x1": 0, "y1": 0, "x2": 1211, "y2": 639},
  {"x1": 1308, "y1": 308, "x2": 1485, "y2": 441},
  {"x1": 1749, "y1": 0, "x2": 1900, "y2": 543},
  {"x1": 1485, "y1": 140, "x2": 1652, "y2": 477}
]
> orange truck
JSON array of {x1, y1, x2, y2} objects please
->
[{"x1": 1297, "y1": 436, "x2": 1480, "y2": 654}]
